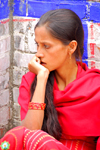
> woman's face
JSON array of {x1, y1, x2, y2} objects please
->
[{"x1": 35, "y1": 26, "x2": 70, "y2": 72}]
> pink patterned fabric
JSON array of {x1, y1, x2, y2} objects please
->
[
  {"x1": 0, "y1": 126, "x2": 69, "y2": 150},
  {"x1": 0, "y1": 126, "x2": 99, "y2": 149}
]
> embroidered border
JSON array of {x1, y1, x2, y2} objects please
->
[
  {"x1": 75, "y1": 140, "x2": 80, "y2": 150},
  {"x1": 32, "y1": 134, "x2": 55, "y2": 150}
]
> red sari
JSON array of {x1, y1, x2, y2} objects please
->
[
  {"x1": 1, "y1": 62, "x2": 100, "y2": 150},
  {"x1": 0, "y1": 126, "x2": 69, "y2": 150},
  {"x1": 18, "y1": 62, "x2": 100, "y2": 149}
]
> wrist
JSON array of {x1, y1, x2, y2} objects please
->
[
  {"x1": 37, "y1": 69, "x2": 49, "y2": 81},
  {"x1": 28, "y1": 102, "x2": 46, "y2": 110}
]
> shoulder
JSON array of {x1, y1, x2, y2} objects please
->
[
  {"x1": 24, "y1": 71, "x2": 36, "y2": 82},
  {"x1": 21, "y1": 72, "x2": 36, "y2": 87},
  {"x1": 86, "y1": 68, "x2": 100, "y2": 83},
  {"x1": 78, "y1": 62, "x2": 100, "y2": 78},
  {"x1": 77, "y1": 62, "x2": 100, "y2": 88}
]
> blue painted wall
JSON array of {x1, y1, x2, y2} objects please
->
[
  {"x1": 90, "y1": 2, "x2": 100, "y2": 22},
  {"x1": 13, "y1": 0, "x2": 100, "y2": 65},
  {"x1": 1, "y1": 0, "x2": 100, "y2": 65},
  {"x1": 0, "y1": 0, "x2": 9, "y2": 20}
]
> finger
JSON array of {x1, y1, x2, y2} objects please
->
[
  {"x1": 36, "y1": 57, "x2": 40, "y2": 63},
  {"x1": 30, "y1": 55, "x2": 40, "y2": 64},
  {"x1": 32, "y1": 55, "x2": 40, "y2": 63}
]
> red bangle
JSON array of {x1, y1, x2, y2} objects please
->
[{"x1": 28, "y1": 102, "x2": 46, "y2": 110}]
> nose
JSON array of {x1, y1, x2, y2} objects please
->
[{"x1": 35, "y1": 49, "x2": 44, "y2": 58}]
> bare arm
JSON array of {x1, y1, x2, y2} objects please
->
[{"x1": 21, "y1": 55, "x2": 49, "y2": 130}]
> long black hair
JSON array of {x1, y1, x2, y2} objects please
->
[{"x1": 30, "y1": 9, "x2": 84, "y2": 140}]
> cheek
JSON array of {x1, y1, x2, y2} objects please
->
[
  {"x1": 49, "y1": 56, "x2": 61, "y2": 68},
  {"x1": 46, "y1": 46, "x2": 67, "y2": 64},
  {"x1": 48, "y1": 54, "x2": 59, "y2": 63}
]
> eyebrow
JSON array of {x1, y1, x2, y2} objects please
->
[{"x1": 34, "y1": 39, "x2": 53, "y2": 45}]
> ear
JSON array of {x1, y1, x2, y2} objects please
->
[{"x1": 69, "y1": 40, "x2": 77, "y2": 55}]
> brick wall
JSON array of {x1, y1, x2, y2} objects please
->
[
  {"x1": 0, "y1": 0, "x2": 100, "y2": 138},
  {"x1": 0, "y1": 0, "x2": 10, "y2": 138}
]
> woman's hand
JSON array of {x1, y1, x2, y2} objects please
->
[{"x1": 28, "y1": 55, "x2": 49, "y2": 79}]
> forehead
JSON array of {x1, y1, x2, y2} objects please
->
[{"x1": 35, "y1": 26, "x2": 57, "y2": 42}]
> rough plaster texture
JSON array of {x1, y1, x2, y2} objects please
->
[
  {"x1": 0, "y1": 0, "x2": 13, "y2": 138},
  {"x1": 0, "y1": 0, "x2": 100, "y2": 138},
  {"x1": 0, "y1": 19, "x2": 10, "y2": 137}
]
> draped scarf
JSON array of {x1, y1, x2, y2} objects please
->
[{"x1": 53, "y1": 62, "x2": 100, "y2": 137}]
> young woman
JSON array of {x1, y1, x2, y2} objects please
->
[{"x1": 0, "y1": 9, "x2": 100, "y2": 150}]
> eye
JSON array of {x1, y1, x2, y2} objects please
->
[{"x1": 44, "y1": 44, "x2": 50, "y2": 49}]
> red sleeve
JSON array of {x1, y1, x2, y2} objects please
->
[
  {"x1": 18, "y1": 72, "x2": 36, "y2": 120},
  {"x1": 96, "y1": 137, "x2": 100, "y2": 150}
]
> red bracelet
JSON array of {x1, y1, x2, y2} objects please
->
[{"x1": 28, "y1": 102, "x2": 46, "y2": 110}]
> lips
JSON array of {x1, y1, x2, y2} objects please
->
[{"x1": 41, "y1": 61, "x2": 46, "y2": 65}]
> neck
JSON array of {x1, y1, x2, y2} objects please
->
[{"x1": 54, "y1": 59, "x2": 78, "y2": 91}]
